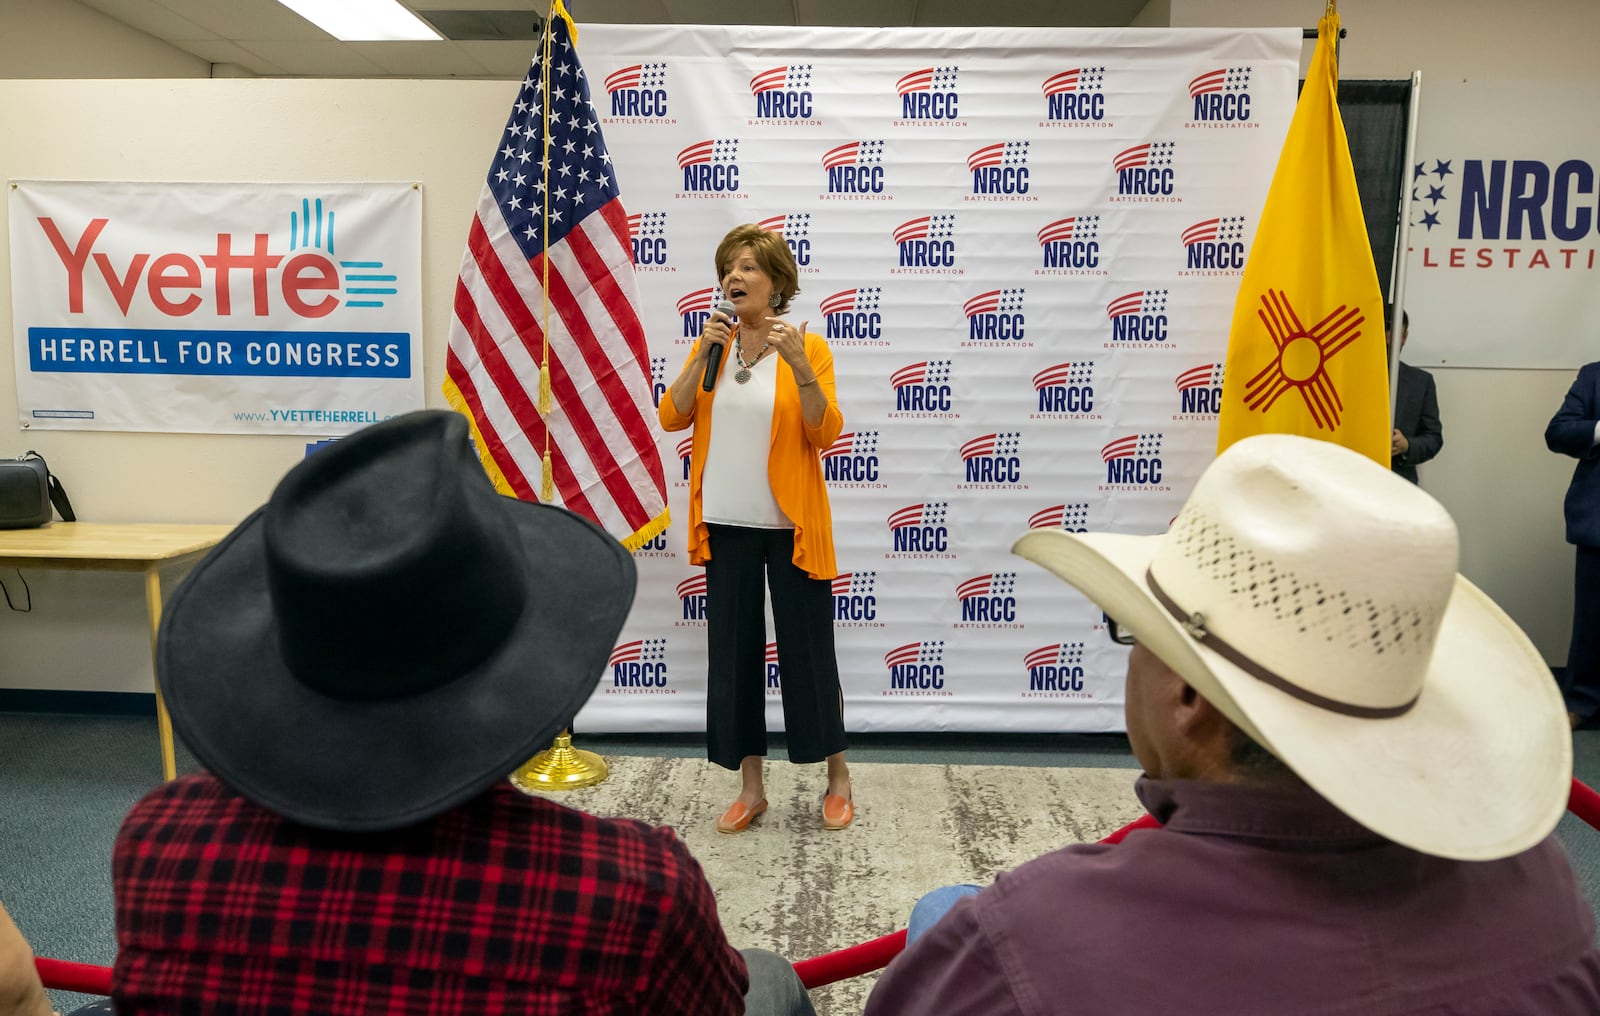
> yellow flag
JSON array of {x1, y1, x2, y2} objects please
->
[{"x1": 1216, "y1": 6, "x2": 1389, "y2": 465}]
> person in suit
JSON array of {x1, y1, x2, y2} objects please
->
[
  {"x1": 1546, "y1": 361, "x2": 1600, "y2": 727},
  {"x1": 1385, "y1": 305, "x2": 1443, "y2": 484}
]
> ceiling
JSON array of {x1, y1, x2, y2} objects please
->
[{"x1": 73, "y1": 0, "x2": 1154, "y2": 78}]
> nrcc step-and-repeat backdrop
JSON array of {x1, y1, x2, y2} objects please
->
[{"x1": 571, "y1": 24, "x2": 1301, "y2": 733}]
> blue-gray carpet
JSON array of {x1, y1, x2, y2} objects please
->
[{"x1": 5, "y1": 713, "x2": 1600, "y2": 1013}]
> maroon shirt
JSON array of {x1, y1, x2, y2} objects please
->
[
  {"x1": 867, "y1": 777, "x2": 1600, "y2": 1015},
  {"x1": 112, "y1": 774, "x2": 748, "y2": 1014}
]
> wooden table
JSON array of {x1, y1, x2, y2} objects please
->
[{"x1": 0, "y1": 522, "x2": 236, "y2": 780}]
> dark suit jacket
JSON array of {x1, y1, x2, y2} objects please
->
[
  {"x1": 1392, "y1": 362, "x2": 1442, "y2": 484},
  {"x1": 1546, "y1": 361, "x2": 1600, "y2": 547}
]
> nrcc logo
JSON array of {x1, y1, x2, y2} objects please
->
[
  {"x1": 1174, "y1": 363, "x2": 1224, "y2": 420},
  {"x1": 820, "y1": 288, "x2": 887, "y2": 346},
  {"x1": 955, "y1": 572, "x2": 1022, "y2": 629},
  {"x1": 821, "y1": 140, "x2": 889, "y2": 200},
  {"x1": 757, "y1": 213, "x2": 817, "y2": 272},
  {"x1": 1413, "y1": 156, "x2": 1600, "y2": 271},
  {"x1": 627, "y1": 211, "x2": 672, "y2": 271},
  {"x1": 959, "y1": 431, "x2": 1026, "y2": 490},
  {"x1": 895, "y1": 66, "x2": 964, "y2": 125},
  {"x1": 607, "y1": 638, "x2": 674, "y2": 694},
  {"x1": 884, "y1": 641, "x2": 950, "y2": 696},
  {"x1": 1041, "y1": 67, "x2": 1109, "y2": 127},
  {"x1": 1037, "y1": 216, "x2": 1105, "y2": 276},
  {"x1": 822, "y1": 430, "x2": 886, "y2": 488},
  {"x1": 892, "y1": 215, "x2": 962, "y2": 275},
  {"x1": 1024, "y1": 643, "x2": 1093, "y2": 698},
  {"x1": 1106, "y1": 290, "x2": 1173, "y2": 347},
  {"x1": 1112, "y1": 142, "x2": 1180, "y2": 202},
  {"x1": 676, "y1": 287, "x2": 723, "y2": 342},
  {"x1": 1188, "y1": 67, "x2": 1256, "y2": 127},
  {"x1": 1101, "y1": 433, "x2": 1169, "y2": 491},
  {"x1": 1029, "y1": 502, "x2": 1091, "y2": 533},
  {"x1": 1031, "y1": 361, "x2": 1099, "y2": 420},
  {"x1": 676, "y1": 139, "x2": 744, "y2": 198},
  {"x1": 749, "y1": 64, "x2": 819, "y2": 125},
  {"x1": 1180, "y1": 216, "x2": 1246, "y2": 275},
  {"x1": 886, "y1": 501, "x2": 955, "y2": 560},
  {"x1": 674, "y1": 435, "x2": 692, "y2": 486},
  {"x1": 674, "y1": 574, "x2": 707, "y2": 627},
  {"x1": 889, "y1": 359, "x2": 956, "y2": 419},
  {"x1": 967, "y1": 142, "x2": 1036, "y2": 201},
  {"x1": 962, "y1": 288, "x2": 1029, "y2": 346},
  {"x1": 833, "y1": 571, "x2": 883, "y2": 627},
  {"x1": 603, "y1": 62, "x2": 672, "y2": 122}
]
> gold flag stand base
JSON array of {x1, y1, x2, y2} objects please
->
[{"x1": 509, "y1": 730, "x2": 609, "y2": 793}]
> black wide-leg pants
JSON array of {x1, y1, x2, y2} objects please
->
[{"x1": 704, "y1": 524, "x2": 847, "y2": 771}]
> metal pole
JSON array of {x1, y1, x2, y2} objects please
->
[{"x1": 1388, "y1": 70, "x2": 1423, "y2": 428}]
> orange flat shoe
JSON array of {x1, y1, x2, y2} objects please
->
[
  {"x1": 716, "y1": 798, "x2": 767, "y2": 834},
  {"x1": 822, "y1": 791, "x2": 854, "y2": 830}
]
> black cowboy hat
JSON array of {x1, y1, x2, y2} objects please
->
[{"x1": 157, "y1": 410, "x2": 637, "y2": 831}]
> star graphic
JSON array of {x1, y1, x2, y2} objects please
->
[
  {"x1": 1420, "y1": 210, "x2": 1440, "y2": 230},
  {"x1": 1432, "y1": 159, "x2": 1453, "y2": 179},
  {"x1": 1414, "y1": 162, "x2": 1427, "y2": 180},
  {"x1": 1425, "y1": 185, "x2": 1446, "y2": 205}
]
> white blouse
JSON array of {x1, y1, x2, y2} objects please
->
[{"x1": 701, "y1": 349, "x2": 792, "y2": 529}]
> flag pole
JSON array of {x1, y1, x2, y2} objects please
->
[{"x1": 511, "y1": 0, "x2": 609, "y2": 793}]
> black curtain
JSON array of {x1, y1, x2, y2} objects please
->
[{"x1": 1298, "y1": 78, "x2": 1413, "y2": 302}]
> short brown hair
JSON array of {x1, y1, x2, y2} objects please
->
[{"x1": 713, "y1": 223, "x2": 800, "y2": 315}]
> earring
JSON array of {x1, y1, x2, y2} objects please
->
[{"x1": 769, "y1": 293, "x2": 781, "y2": 309}]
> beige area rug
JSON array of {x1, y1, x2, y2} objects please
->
[{"x1": 528, "y1": 757, "x2": 1145, "y2": 1015}]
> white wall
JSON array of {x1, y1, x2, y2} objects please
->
[
  {"x1": 1162, "y1": 0, "x2": 1600, "y2": 663},
  {"x1": 0, "y1": 79, "x2": 510, "y2": 693},
  {"x1": 0, "y1": 0, "x2": 208, "y2": 78}
]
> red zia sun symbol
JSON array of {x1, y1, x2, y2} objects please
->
[{"x1": 1242, "y1": 289, "x2": 1365, "y2": 430}]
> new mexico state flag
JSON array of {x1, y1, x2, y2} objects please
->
[{"x1": 1216, "y1": 7, "x2": 1390, "y2": 466}]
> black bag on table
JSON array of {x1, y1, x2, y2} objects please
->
[{"x1": 0, "y1": 451, "x2": 76, "y2": 529}]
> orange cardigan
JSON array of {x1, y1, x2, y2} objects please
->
[{"x1": 658, "y1": 330, "x2": 844, "y2": 579}]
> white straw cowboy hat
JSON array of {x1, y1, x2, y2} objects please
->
[{"x1": 1013, "y1": 433, "x2": 1570, "y2": 862}]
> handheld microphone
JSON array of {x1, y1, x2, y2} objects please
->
[{"x1": 701, "y1": 299, "x2": 737, "y2": 392}]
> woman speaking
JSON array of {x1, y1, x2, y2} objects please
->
[{"x1": 659, "y1": 223, "x2": 853, "y2": 834}]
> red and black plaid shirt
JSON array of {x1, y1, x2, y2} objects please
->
[{"x1": 112, "y1": 774, "x2": 748, "y2": 1014}]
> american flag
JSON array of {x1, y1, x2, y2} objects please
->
[
  {"x1": 757, "y1": 212, "x2": 810, "y2": 239},
  {"x1": 1102, "y1": 434, "x2": 1163, "y2": 461},
  {"x1": 967, "y1": 141, "x2": 1029, "y2": 171},
  {"x1": 888, "y1": 502, "x2": 949, "y2": 530},
  {"x1": 609, "y1": 638, "x2": 667, "y2": 666},
  {"x1": 1107, "y1": 289, "x2": 1168, "y2": 318},
  {"x1": 896, "y1": 66, "x2": 958, "y2": 94},
  {"x1": 1032, "y1": 362, "x2": 1094, "y2": 390},
  {"x1": 831, "y1": 571, "x2": 877, "y2": 596},
  {"x1": 1176, "y1": 363, "x2": 1225, "y2": 391},
  {"x1": 893, "y1": 215, "x2": 955, "y2": 244},
  {"x1": 1113, "y1": 141, "x2": 1176, "y2": 171},
  {"x1": 1038, "y1": 216, "x2": 1099, "y2": 244},
  {"x1": 957, "y1": 573, "x2": 1016, "y2": 600},
  {"x1": 1025, "y1": 643, "x2": 1085, "y2": 670},
  {"x1": 891, "y1": 360, "x2": 952, "y2": 387},
  {"x1": 822, "y1": 140, "x2": 885, "y2": 169},
  {"x1": 960, "y1": 432, "x2": 1020, "y2": 461},
  {"x1": 820, "y1": 287, "x2": 882, "y2": 315},
  {"x1": 1029, "y1": 503, "x2": 1091, "y2": 530},
  {"x1": 885, "y1": 641, "x2": 945, "y2": 668},
  {"x1": 443, "y1": 1, "x2": 668, "y2": 549},
  {"x1": 750, "y1": 65, "x2": 812, "y2": 94},
  {"x1": 823, "y1": 430, "x2": 879, "y2": 458},
  {"x1": 1041, "y1": 67, "x2": 1104, "y2": 95},
  {"x1": 1189, "y1": 67, "x2": 1251, "y2": 97},
  {"x1": 964, "y1": 289, "x2": 1025, "y2": 317},
  {"x1": 674, "y1": 574, "x2": 707, "y2": 599},
  {"x1": 1182, "y1": 216, "x2": 1247, "y2": 246}
]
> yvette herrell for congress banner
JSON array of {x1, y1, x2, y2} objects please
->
[{"x1": 8, "y1": 181, "x2": 424, "y2": 434}]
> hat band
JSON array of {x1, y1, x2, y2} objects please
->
[{"x1": 1144, "y1": 568, "x2": 1419, "y2": 720}]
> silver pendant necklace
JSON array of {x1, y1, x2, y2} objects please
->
[{"x1": 734, "y1": 338, "x2": 769, "y2": 385}]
